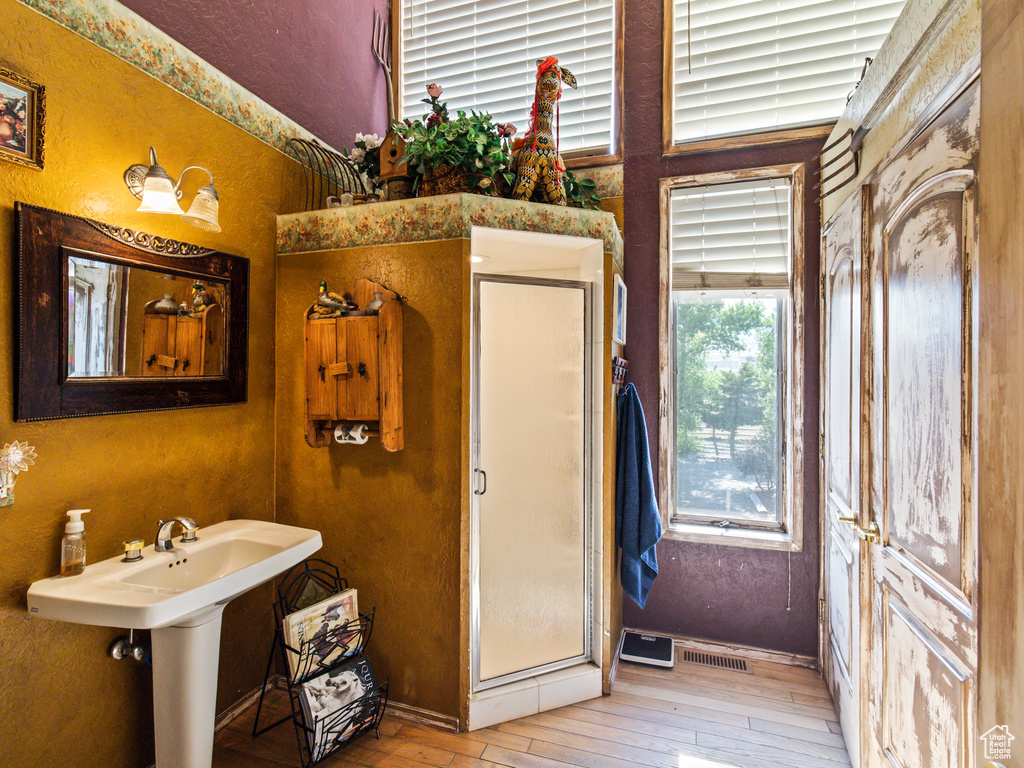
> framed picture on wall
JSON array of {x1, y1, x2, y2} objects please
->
[
  {"x1": 0, "y1": 68, "x2": 45, "y2": 170},
  {"x1": 613, "y1": 273, "x2": 627, "y2": 345}
]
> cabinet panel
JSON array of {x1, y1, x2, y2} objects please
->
[
  {"x1": 307, "y1": 319, "x2": 340, "y2": 419},
  {"x1": 174, "y1": 319, "x2": 203, "y2": 377},
  {"x1": 141, "y1": 315, "x2": 171, "y2": 376},
  {"x1": 345, "y1": 317, "x2": 379, "y2": 420}
]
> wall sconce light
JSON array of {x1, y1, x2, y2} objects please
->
[
  {"x1": 123, "y1": 147, "x2": 222, "y2": 233},
  {"x1": 0, "y1": 440, "x2": 36, "y2": 508}
]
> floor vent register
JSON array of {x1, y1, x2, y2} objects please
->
[{"x1": 681, "y1": 649, "x2": 748, "y2": 672}]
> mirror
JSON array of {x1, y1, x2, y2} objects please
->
[
  {"x1": 66, "y1": 254, "x2": 226, "y2": 378},
  {"x1": 16, "y1": 203, "x2": 248, "y2": 420}
]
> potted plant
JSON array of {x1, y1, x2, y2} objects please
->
[{"x1": 393, "y1": 84, "x2": 515, "y2": 196}]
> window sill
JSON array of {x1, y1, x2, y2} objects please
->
[{"x1": 662, "y1": 521, "x2": 803, "y2": 552}]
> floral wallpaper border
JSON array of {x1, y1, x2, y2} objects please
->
[
  {"x1": 17, "y1": 0, "x2": 331, "y2": 156},
  {"x1": 573, "y1": 163, "x2": 623, "y2": 199},
  {"x1": 278, "y1": 194, "x2": 624, "y2": 268}
]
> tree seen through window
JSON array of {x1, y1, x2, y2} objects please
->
[{"x1": 674, "y1": 295, "x2": 781, "y2": 525}]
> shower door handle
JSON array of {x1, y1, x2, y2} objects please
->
[{"x1": 473, "y1": 469, "x2": 487, "y2": 496}]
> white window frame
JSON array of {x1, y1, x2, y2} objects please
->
[
  {"x1": 394, "y1": 0, "x2": 622, "y2": 165},
  {"x1": 658, "y1": 163, "x2": 806, "y2": 551},
  {"x1": 660, "y1": 0, "x2": 905, "y2": 155}
]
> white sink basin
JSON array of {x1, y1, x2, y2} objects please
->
[
  {"x1": 27, "y1": 518, "x2": 322, "y2": 768},
  {"x1": 28, "y1": 519, "x2": 321, "y2": 629}
]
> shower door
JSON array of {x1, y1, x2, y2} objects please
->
[{"x1": 471, "y1": 275, "x2": 591, "y2": 692}]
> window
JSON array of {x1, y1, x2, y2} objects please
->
[
  {"x1": 666, "y1": 0, "x2": 905, "y2": 149},
  {"x1": 399, "y1": 0, "x2": 617, "y2": 157},
  {"x1": 660, "y1": 167, "x2": 805, "y2": 548}
]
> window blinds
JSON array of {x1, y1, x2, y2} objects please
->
[
  {"x1": 671, "y1": 0, "x2": 906, "y2": 144},
  {"x1": 669, "y1": 178, "x2": 791, "y2": 291},
  {"x1": 401, "y1": 0, "x2": 616, "y2": 153}
]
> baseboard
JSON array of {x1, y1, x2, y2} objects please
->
[
  {"x1": 215, "y1": 674, "x2": 285, "y2": 732},
  {"x1": 387, "y1": 701, "x2": 460, "y2": 732},
  {"x1": 622, "y1": 627, "x2": 817, "y2": 670}
]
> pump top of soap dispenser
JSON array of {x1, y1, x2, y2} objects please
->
[{"x1": 65, "y1": 509, "x2": 89, "y2": 534}]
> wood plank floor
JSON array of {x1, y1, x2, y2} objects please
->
[{"x1": 214, "y1": 656, "x2": 851, "y2": 768}]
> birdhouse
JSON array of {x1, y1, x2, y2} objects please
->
[{"x1": 379, "y1": 130, "x2": 413, "y2": 200}]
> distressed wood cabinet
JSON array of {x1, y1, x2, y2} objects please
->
[
  {"x1": 303, "y1": 278, "x2": 403, "y2": 451},
  {"x1": 141, "y1": 303, "x2": 223, "y2": 377},
  {"x1": 820, "y1": 72, "x2": 981, "y2": 768}
]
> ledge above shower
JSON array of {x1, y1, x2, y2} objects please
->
[{"x1": 277, "y1": 193, "x2": 623, "y2": 269}]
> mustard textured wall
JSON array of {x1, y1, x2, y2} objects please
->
[
  {"x1": 0, "y1": 3, "x2": 303, "y2": 766},
  {"x1": 276, "y1": 241, "x2": 467, "y2": 719}
]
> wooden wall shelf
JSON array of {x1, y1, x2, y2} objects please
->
[{"x1": 303, "y1": 278, "x2": 403, "y2": 451}]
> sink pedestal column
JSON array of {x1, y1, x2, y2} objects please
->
[{"x1": 150, "y1": 605, "x2": 225, "y2": 768}]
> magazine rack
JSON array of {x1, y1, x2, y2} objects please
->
[{"x1": 252, "y1": 559, "x2": 389, "y2": 766}]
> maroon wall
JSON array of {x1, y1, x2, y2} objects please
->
[
  {"x1": 119, "y1": 0, "x2": 389, "y2": 151},
  {"x1": 621, "y1": 0, "x2": 822, "y2": 656}
]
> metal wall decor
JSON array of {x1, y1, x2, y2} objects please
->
[{"x1": 287, "y1": 138, "x2": 369, "y2": 212}]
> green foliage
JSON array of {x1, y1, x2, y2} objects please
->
[
  {"x1": 704, "y1": 362, "x2": 764, "y2": 459},
  {"x1": 563, "y1": 171, "x2": 602, "y2": 210},
  {"x1": 738, "y1": 420, "x2": 778, "y2": 491},
  {"x1": 392, "y1": 91, "x2": 512, "y2": 191},
  {"x1": 675, "y1": 299, "x2": 774, "y2": 460}
]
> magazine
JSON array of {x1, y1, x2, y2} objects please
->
[
  {"x1": 282, "y1": 588, "x2": 359, "y2": 679},
  {"x1": 297, "y1": 654, "x2": 378, "y2": 761}
]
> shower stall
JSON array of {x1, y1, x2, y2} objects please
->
[{"x1": 466, "y1": 227, "x2": 607, "y2": 730}]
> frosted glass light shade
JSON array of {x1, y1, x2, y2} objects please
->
[
  {"x1": 137, "y1": 165, "x2": 184, "y2": 215},
  {"x1": 181, "y1": 183, "x2": 221, "y2": 232}
]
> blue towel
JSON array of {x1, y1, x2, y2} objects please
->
[{"x1": 615, "y1": 383, "x2": 662, "y2": 608}]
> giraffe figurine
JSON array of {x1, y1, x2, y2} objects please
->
[{"x1": 511, "y1": 57, "x2": 577, "y2": 205}]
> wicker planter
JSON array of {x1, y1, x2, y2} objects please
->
[
  {"x1": 418, "y1": 164, "x2": 473, "y2": 196},
  {"x1": 417, "y1": 164, "x2": 497, "y2": 197}
]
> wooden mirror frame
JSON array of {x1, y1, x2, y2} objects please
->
[{"x1": 15, "y1": 202, "x2": 249, "y2": 420}]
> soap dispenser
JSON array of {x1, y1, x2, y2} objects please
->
[{"x1": 60, "y1": 509, "x2": 89, "y2": 577}]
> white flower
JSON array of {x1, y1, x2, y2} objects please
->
[
  {"x1": 0, "y1": 441, "x2": 36, "y2": 475},
  {"x1": 349, "y1": 147, "x2": 366, "y2": 163},
  {"x1": 355, "y1": 132, "x2": 365, "y2": 143},
  {"x1": 364, "y1": 133, "x2": 381, "y2": 149}
]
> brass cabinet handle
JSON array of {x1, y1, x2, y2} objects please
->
[{"x1": 838, "y1": 515, "x2": 880, "y2": 543}]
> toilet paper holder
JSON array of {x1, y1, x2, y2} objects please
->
[{"x1": 334, "y1": 423, "x2": 373, "y2": 445}]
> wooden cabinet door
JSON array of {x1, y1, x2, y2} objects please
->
[
  {"x1": 821, "y1": 188, "x2": 863, "y2": 767},
  {"x1": 174, "y1": 318, "x2": 203, "y2": 376},
  {"x1": 344, "y1": 317, "x2": 380, "y2": 420},
  {"x1": 862, "y1": 78, "x2": 979, "y2": 768},
  {"x1": 141, "y1": 315, "x2": 179, "y2": 375},
  {"x1": 306, "y1": 318, "x2": 343, "y2": 420}
]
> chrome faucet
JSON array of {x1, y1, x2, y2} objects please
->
[{"x1": 154, "y1": 517, "x2": 199, "y2": 552}]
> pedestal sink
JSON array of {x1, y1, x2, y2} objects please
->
[{"x1": 27, "y1": 519, "x2": 322, "y2": 768}]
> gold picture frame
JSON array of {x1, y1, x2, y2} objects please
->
[{"x1": 0, "y1": 67, "x2": 45, "y2": 171}]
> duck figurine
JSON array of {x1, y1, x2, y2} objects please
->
[
  {"x1": 191, "y1": 282, "x2": 214, "y2": 315},
  {"x1": 314, "y1": 280, "x2": 355, "y2": 317}
]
